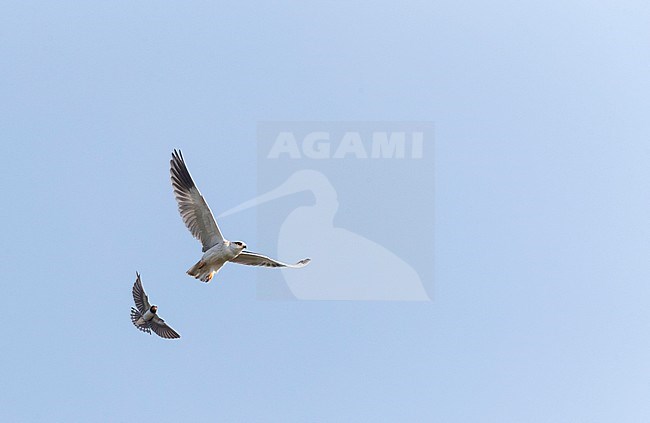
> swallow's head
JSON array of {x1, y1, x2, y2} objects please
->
[
  {"x1": 150, "y1": 305, "x2": 158, "y2": 313},
  {"x1": 232, "y1": 241, "x2": 247, "y2": 251}
]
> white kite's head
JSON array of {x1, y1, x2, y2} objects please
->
[{"x1": 230, "y1": 240, "x2": 247, "y2": 253}]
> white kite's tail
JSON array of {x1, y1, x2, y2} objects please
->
[{"x1": 187, "y1": 260, "x2": 221, "y2": 283}]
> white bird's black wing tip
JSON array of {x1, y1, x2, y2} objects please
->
[
  {"x1": 171, "y1": 149, "x2": 184, "y2": 164},
  {"x1": 277, "y1": 257, "x2": 310, "y2": 268},
  {"x1": 170, "y1": 149, "x2": 196, "y2": 191},
  {"x1": 169, "y1": 148, "x2": 224, "y2": 249},
  {"x1": 277, "y1": 258, "x2": 311, "y2": 268},
  {"x1": 231, "y1": 251, "x2": 312, "y2": 268}
]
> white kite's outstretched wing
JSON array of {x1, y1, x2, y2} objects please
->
[
  {"x1": 170, "y1": 149, "x2": 224, "y2": 252},
  {"x1": 231, "y1": 251, "x2": 311, "y2": 268}
]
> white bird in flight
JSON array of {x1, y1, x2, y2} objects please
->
[
  {"x1": 130, "y1": 272, "x2": 181, "y2": 339},
  {"x1": 170, "y1": 149, "x2": 311, "y2": 283}
]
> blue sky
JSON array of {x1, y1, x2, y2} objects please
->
[{"x1": 2, "y1": 1, "x2": 650, "y2": 421}]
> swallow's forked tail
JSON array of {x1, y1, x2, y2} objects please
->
[
  {"x1": 130, "y1": 307, "x2": 151, "y2": 334},
  {"x1": 187, "y1": 260, "x2": 216, "y2": 283}
]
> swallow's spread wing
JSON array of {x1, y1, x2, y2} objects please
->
[
  {"x1": 230, "y1": 251, "x2": 311, "y2": 268},
  {"x1": 132, "y1": 272, "x2": 150, "y2": 314},
  {"x1": 170, "y1": 150, "x2": 224, "y2": 252},
  {"x1": 150, "y1": 315, "x2": 181, "y2": 339}
]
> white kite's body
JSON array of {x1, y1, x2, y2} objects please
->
[
  {"x1": 187, "y1": 240, "x2": 244, "y2": 282},
  {"x1": 170, "y1": 150, "x2": 310, "y2": 283}
]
